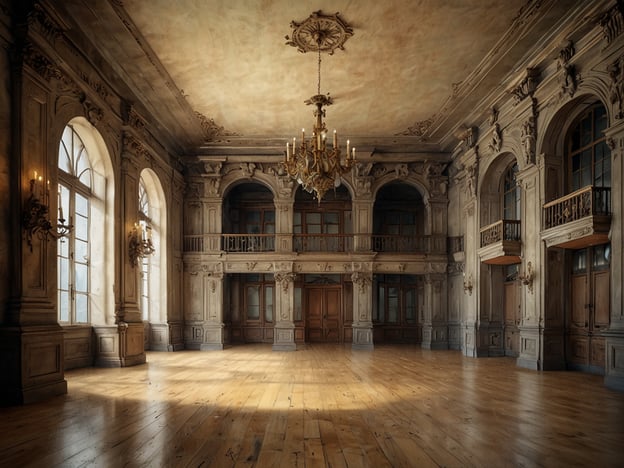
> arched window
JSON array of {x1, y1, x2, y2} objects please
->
[
  {"x1": 138, "y1": 177, "x2": 152, "y2": 321},
  {"x1": 503, "y1": 163, "x2": 520, "y2": 220},
  {"x1": 57, "y1": 125, "x2": 93, "y2": 324},
  {"x1": 567, "y1": 103, "x2": 610, "y2": 192}
]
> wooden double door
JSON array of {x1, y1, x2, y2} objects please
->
[
  {"x1": 566, "y1": 246, "x2": 610, "y2": 373},
  {"x1": 305, "y1": 286, "x2": 342, "y2": 342}
]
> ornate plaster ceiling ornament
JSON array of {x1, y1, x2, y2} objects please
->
[{"x1": 285, "y1": 10, "x2": 353, "y2": 54}]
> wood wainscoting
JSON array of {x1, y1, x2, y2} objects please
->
[{"x1": 1, "y1": 345, "x2": 622, "y2": 467}]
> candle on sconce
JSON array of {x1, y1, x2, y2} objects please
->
[
  {"x1": 301, "y1": 128, "x2": 305, "y2": 141},
  {"x1": 333, "y1": 129, "x2": 337, "y2": 148},
  {"x1": 286, "y1": 142, "x2": 290, "y2": 161},
  {"x1": 352, "y1": 147, "x2": 356, "y2": 161},
  {"x1": 58, "y1": 191, "x2": 64, "y2": 221}
]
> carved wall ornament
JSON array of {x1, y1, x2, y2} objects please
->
[
  {"x1": 557, "y1": 41, "x2": 577, "y2": 98},
  {"x1": 397, "y1": 116, "x2": 435, "y2": 139},
  {"x1": 609, "y1": 56, "x2": 624, "y2": 119},
  {"x1": 394, "y1": 163, "x2": 409, "y2": 178},
  {"x1": 487, "y1": 107, "x2": 499, "y2": 126},
  {"x1": 353, "y1": 176, "x2": 372, "y2": 197},
  {"x1": 28, "y1": 3, "x2": 64, "y2": 42},
  {"x1": 240, "y1": 162, "x2": 257, "y2": 178},
  {"x1": 203, "y1": 162, "x2": 223, "y2": 175},
  {"x1": 488, "y1": 123, "x2": 503, "y2": 154},
  {"x1": 274, "y1": 272, "x2": 297, "y2": 292},
  {"x1": 511, "y1": 68, "x2": 540, "y2": 104},
  {"x1": 78, "y1": 70, "x2": 110, "y2": 101},
  {"x1": 521, "y1": 115, "x2": 537, "y2": 165},
  {"x1": 246, "y1": 262, "x2": 257, "y2": 271},
  {"x1": 82, "y1": 99, "x2": 104, "y2": 127},
  {"x1": 466, "y1": 162, "x2": 478, "y2": 198},
  {"x1": 285, "y1": 11, "x2": 353, "y2": 55},
  {"x1": 204, "y1": 178, "x2": 221, "y2": 196},
  {"x1": 457, "y1": 126, "x2": 478, "y2": 149},
  {"x1": 22, "y1": 43, "x2": 60, "y2": 82},
  {"x1": 195, "y1": 111, "x2": 237, "y2": 141},
  {"x1": 599, "y1": 4, "x2": 624, "y2": 45},
  {"x1": 355, "y1": 162, "x2": 373, "y2": 177},
  {"x1": 351, "y1": 271, "x2": 371, "y2": 293},
  {"x1": 276, "y1": 175, "x2": 294, "y2": 197}
]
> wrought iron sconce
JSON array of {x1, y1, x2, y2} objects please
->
[
  {"x1": 463, "y1": 273, "x2": 473, "y2": 295},
  {"x1": 23, "y1": 172, "x2": 73, "y2": 251},
  {"x1": 128, "y1": 220, "x2": 155, "y2": 267},
  {"x1": 519, "y1": 261, "x2": 534, "y2": 294}
]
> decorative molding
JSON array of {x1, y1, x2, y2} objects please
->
[
  {"x1": 28, "y1": 3, "x2": 65, "y2": 42},
  {"x1": 609, "y1": 56, "x2": 624, "y2": 120},
  {"x1": 556, "y1": 40, "x2": 577, "y2": 98},
  {"x1": 456, "y1": 126, "x2": 478, "y2": 149},
  {"x1": 488, "y1": 123, "x2": 502, "y2": 154},
  {"x1": 397, "y1": 116, "x2": 435, "y2": 139},
  {"x1": 599, "y1": 4, "x2": 624, "y2": 45},
  {"x1": 511, "y1": 68, "x2": 540, "y2": 104},
  {"x1": 274, "y1": 272, "x2": 297, "y2": 292},
  {"x1": 195, "y1": 111, "x2": 237, "y2": 141},
  {"x1": 351, "y1": 271, "x2": 371, "y2": 293},
  {"x1": 285, "y1": 10, "x2": 353, "y2": 54},
  {"x1": 521, "y1": 101, "x2": 538, "y2": 165},
  {"x1": 22, "y1": 42, "x2": 59, "y2": 82}
]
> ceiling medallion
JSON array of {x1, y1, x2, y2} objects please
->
[
  {"x1": 282, "y1": 11, "x2": 355, "y2": 203},
  {"x1": 285, "y1": 11, "x2": 353, "y2": 55}
]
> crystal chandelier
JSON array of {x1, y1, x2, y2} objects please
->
[{"x1": 283, "y1": 11, "x2": 355, "y2": 203}]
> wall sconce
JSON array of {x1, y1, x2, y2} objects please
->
[
  {"x1": 23, "y1": 172, "x2": 73, "y2": 251},
  {"x1": 463, "y1": 273, "x2": 473, "y2": 295},
  {"x1": 128, "y1": 220, "x2": 155, "y2": 267},
  {"x1": 519, "y1": 261, "x2": 534, "y2": 294}
]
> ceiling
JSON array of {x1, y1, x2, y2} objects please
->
[{"x1": 57, "y1": 0, "x2": 582, "y2": 156}]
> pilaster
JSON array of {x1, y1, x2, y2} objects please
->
[
  {"x1": 273, "y1": 270, "x2": 297, "y2": 351},
  {"x1": 351, "y1": 270, "x2": 373, "y2": 350}
]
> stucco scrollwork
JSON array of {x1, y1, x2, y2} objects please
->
[
  {"x1": 521, "y1": 114, "x2": 537, "y2": 165},
  {"x1": 599, "y1": 4, "x2": 624, "y2": 45},
  {"x1": 511, "y1": 68, "x2": 540, "y2": 104},
  {"x1": 274, "y1": 272, "x2": 297, "y2": 292},
  {"x1": 609, "y1": 56, "x2": 624, "y2": 120},
  {"x1": 351, "y1": 271, "x2": 371, "y2": 293},
  {"x1": 557, "y1": 40, "x2": 577, "y2": 98},
  {"x1": 205, "y1": 177, "x2": 221, "y2": 196}
]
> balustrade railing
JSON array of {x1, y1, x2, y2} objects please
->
[
  {"x1": 543, "y1": 186, "x2": 611, "y2": 230},
  {"x1": 371, "y1": 235, "x2": 447, "y2": 254},
  {"x1": 223, "y1": 233, "x2": 275, "y2": 252},
  {"x1": 183, "y1": 233, "x2": 448, "y2": 254},
  {"x1": 293, "y1": 234, "x2": 353, "y2": 252},
  {"x1": 479, "y1": 220, "x2": 521, "y2": 248}
]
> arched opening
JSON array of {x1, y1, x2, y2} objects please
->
[
  {"x1": 541, "y1": 98, "x2": 612, "y2": 373},
  {"x1": 476, "y1": 154, "x2": 522, "y2": 357},
  {"x1": 57, "y1": 117, "x2": 115, "y2": 368},
  {"x1": 372, "y1": 182, "x2": 426, "y2": 343},
  {"x1": 223, "y1": 182, "x2": 276, "y2": 344},
  {"x1": 373, "y1": 182, "x2": 425, "y2": 252},
  {"x1": 138, "y1": 169, "x2": 168, "y2": 350}
]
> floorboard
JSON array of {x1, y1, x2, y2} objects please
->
[{"x1": 0, "y1": 344, "x2": 623, "y2": 467}]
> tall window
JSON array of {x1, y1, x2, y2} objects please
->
[
  {"x1": 139, "y1": 178, "x2": 152, "y2": 321},
  {"x1": 57, "y1": 125, "x2": 92, "y2": 324},
  {"x1": 567, "y1": 104, "x2": 610, "y2": 192},
  {"x1": 503, "y1": 163, "x2": 520, "y2": 220}
]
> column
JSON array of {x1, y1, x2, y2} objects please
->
[
  {"x1": 273, "y1": 271, "x2": 297, "y2": 351},
  {"x1": 351, "y1": 271, "x2": 373, "y2": 350}
]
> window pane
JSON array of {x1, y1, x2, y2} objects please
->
[
  {"x1": 306, "y1": 213, "x2": 321, "y2": 224},
  {"x1": 405, "y1": 289, "x2": 416, "y2": 323},
  {"x1": 294, "y1": 287, "x2": 302, "y2": 321},
  {"x1": 75, "y1": 213, "x2": 89, "y2": 241},
  {"x1": 265, "y1": 286, "x2": 273, "y2": 322},
  {"x1": 247, "y1": 286, "x2": 260, "y2": 320},
  {"x1": 75, "y1": 239, "x2": 88, "y2": 263},
  {"x1": 387, "y1": 287, "x2": 399, "y2": 323},
  {"x1": 58, "y1": 291, "x2": 69, "y2": 322},
  {"x1": 75, "y1": 293, "x2": 88, "y2": 323},
  {"x1": 376, "y1": 287, "x2": 384, "y2": 322},
  {"x1": 75, "y1": 263, "x2": 88, "y2": 293}
]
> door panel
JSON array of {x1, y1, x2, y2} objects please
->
[
  {"x1": 305, "y1": 286, "x2": 342, "y2": 343},
  {"x1": 593, "y1": 271, "x2": 610, "y2": 328},
  {"x1": 570, "y1": 275, "x2": 588, "y2": 329},
  {"x1": 503, "y1": 282, "x2": 520, "y2": 356}
]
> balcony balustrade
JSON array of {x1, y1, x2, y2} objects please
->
[
  {"x1": 480, "y1": 220, "x2": 521, "y2": 248},
  {"x1": 543, "y1": 186, "x2": 611, "y2": 229},
  {"x1": 541, "y1": 186, "x2": 611, "y2": 249}
]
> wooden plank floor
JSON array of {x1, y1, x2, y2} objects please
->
[{"x1": 1, "y1": 344, "x2": 623, "y2": 467}]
